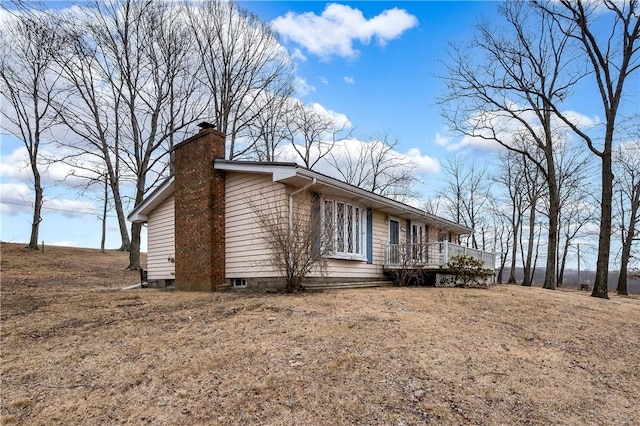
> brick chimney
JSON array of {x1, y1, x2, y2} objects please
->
[{"x1": 173, "y1": 123, "x2": 226, "y2": 291}]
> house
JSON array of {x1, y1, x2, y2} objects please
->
[{"x1": 128, "y1": 124, "x2": 495, "y2": 291}]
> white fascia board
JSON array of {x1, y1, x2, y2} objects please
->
[
  {"x1": 214, "y1": 160, "x2": 298, "y2": 182},
  {"x1": 127, "y1": 176, "x2": 174, "y2": 223}
]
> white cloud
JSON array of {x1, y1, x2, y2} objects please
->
[
  {"x1": 344, "y1": 76, "x2": 355, "y2": 84},
  {"x1": 279, "y1": 137, "x2": 440, "y2": 182},
  {"x1": 0, "y1": 182, "x2": 33, "y2": 215},
  {"x1": 45, "y1": 198, "x2": 98, "y2": 218},
  {"x1": 291, "y1": 48, "x2": 307, "y2": 62},
  {"x1": 405, "y1": 148, "x2": 440, "y2": 175},
  {"x1": 319, "y1": 76, "x2": 329, "y2": 85},
  {"x1": 437, "y1": 105, "x2": 602, "y2": 153},
  {"x1": 0, "y1": 181, "x2": 98, "y2": 217},
  {"x1": 452, "y1": 135, "x2": 504, "y2": 152},
  {"x1": 309, "y1": 102, "x2": 352, "y2": 130},
  {"x1": 0, "y1": 146, "x2": 102, "y2": 187},
  {"x1": 560, "y1": 111, "x2": 600, "y2": 129},
  {"x1": 0, "y1": 148, "x2": 31, "y2": 180},
  {"x1": 294, "y1": 77, "x2": 315, "y2": 97},
  {"x1": 272, "y1": 4, "x2": 418, "y2": 59},
  {"x1": 434, "y1": 132, "x2": 451, "y2": 147}
]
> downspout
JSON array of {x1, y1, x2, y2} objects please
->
[{"x1": 289, "y1": 178, "x2": 317, "y2": 230}]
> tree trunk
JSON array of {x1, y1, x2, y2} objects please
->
[
  {"x1": 542, "y1": 130, "x2": 559, "y2": 290},
  {"x1": 128, "y1": 221, "x2": 142, "y2": 270},
  {"x1": 497, "y1": 262, "x2": 504, "y2": 283},
  {"x1": 508, "y1": 214, "x2": 520, "y2": 284},
  {"x1": 617, "y1": 247, "x2": 630, "y2": 296},
  {"x1": 617, "y1": 184, "x2": 639, "y2": 296},
  {"x1": 557, "y1": 238, "x2": 570, "y2": 289},
  {"x1": 127, "y1": 170, "x2": 146, "y2": 270},
  {"x1": 100, "y1": 177, "x2": 108, "y2": 254},
  {"x1": 532, "y1": 226, "x2": 541, "y2": 283},
  {"x1": 28, "y1": 166, "x2": 43, "y2": 250},
  {"x1": 543, "y1": 198, "x2": 559, "y2": 290},
  {"x1": 592, "y1": 147, "x2": 613, "y2": 299},
  {"x1": 522, "y1": 199, "x2": 537, "y2": 287},
  {"x1": 110, "y1": 179, "x2": 131, "y2": 251},
  {"x1": 127, "y1": 175, "x2": 147, "y2": 270}
]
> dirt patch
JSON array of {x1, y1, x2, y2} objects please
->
[{"x1": 1, "y1": 242, "x2": 639, "y2": 425}]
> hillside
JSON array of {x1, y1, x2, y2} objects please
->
[
  {"x1": 1, "y1": 242, "x2": 639, "y2": 425},
  {"x1": 498, "y1": 266, "x2": 640, "y2": 294}
]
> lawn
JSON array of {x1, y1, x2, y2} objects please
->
[{"x1": 1, "y1": 242, "x2": 639, "y2": 425}]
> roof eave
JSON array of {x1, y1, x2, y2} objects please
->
[{"x1": 127, "y1": 176, "x2": 175, "y2": 223}]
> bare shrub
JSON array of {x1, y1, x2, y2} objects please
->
[{"x1": 250, "y1": 191, "x2": 329, "y2": 292}]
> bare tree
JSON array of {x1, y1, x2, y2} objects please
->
[
  {"x1": 487, "y1": 197, "x2": 513, "y2": 283},
  {"x1": 285, "y1": 101, "x2": 350, "y2": 170},
  {"x1": 54, "y1": 0, "x2": 205, "y2": 268},
  {"x1": 494, "y1": 151, "x2": 527, "y2": 284},
  {"x1": 0, "y1": 10, "x2": 62, "y2": 250},
  {"x1": 52, "y1": 10, "x2": 130, "y2": 251},
  {"x1": 243, "y1": 88, "x2": 295, "y2": 162},
  {"x1": 250, "y1": 191, "x2": 329, "y2": 293},
  {"x1": 440, "y1": 1, "x2": 583, "y2": 290},
  {"x1": 186, "y1": 0, "x2": 295, "y2": 159},
  {"x1": 518, "y1": 148, "x2": 546, "y2": 287},
  {"x1": 327, "y1": 133, "x2": 418, "y2": 201},
  {"x1": 554, "y1": 142, "x2": 596, "y2": 287},
  {"x1": 423, "y1": 198, "x2": 441, "y2": 216},
  {"x1": 533, "y1": 0, "x2": 640, "y2": 298},
  {"x1": 437, "y1": 156, "x2": 491, "y2": 250},
  {"x1": 614, "y1": 139, "x2": 640, "y2": 295}
]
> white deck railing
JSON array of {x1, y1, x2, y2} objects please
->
[{"x1": 383, "y1": 241, "x2": 496, "y2": 270}]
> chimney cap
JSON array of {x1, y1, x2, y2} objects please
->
[{"x1": 198, "y1": 121, "x2": 216, "y2": 130}]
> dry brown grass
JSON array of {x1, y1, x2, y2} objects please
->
[{"x1": 1, "y1": 242, "x2": 639, "y2": 425}]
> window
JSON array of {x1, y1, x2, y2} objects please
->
[
  {"x1": 232, "y1": 278, "x2": 246, "y2": 288},
  {"x1": 347, "y1": 205, "x2": 353, "y2": 252},
  {"x1": 323, "y1": 200, "x2": 334, "y2": 251},
  {"x1": 336, "y1": 202, "x2": 345, "y2": 252},
  {"x1": 388, "y1": 219, "x2": 401, "y2": 264},
  {"x1": 323, "y1": 198, "x2": 365, "y2": 258},
  {"x1": 389, "y1": 219, "x2": 400, "y2": 245}
]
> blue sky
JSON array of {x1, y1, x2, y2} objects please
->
[
  {"x1": 247, "y1": 1, "x2": 492, "y2": 156},
  {"x1": 0, "y1": 0, "x2": 620, "y2": 268}
]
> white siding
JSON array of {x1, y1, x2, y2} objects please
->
[
  {"x1": 225, "y1": 173, "x2": 393, "y2": 281},
  {"x1": 225, "y1": 172, "x2": 286, "y2": 278},
  {"x1": 147, "y1": 195, "x2": 175, "y2": 280}
]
